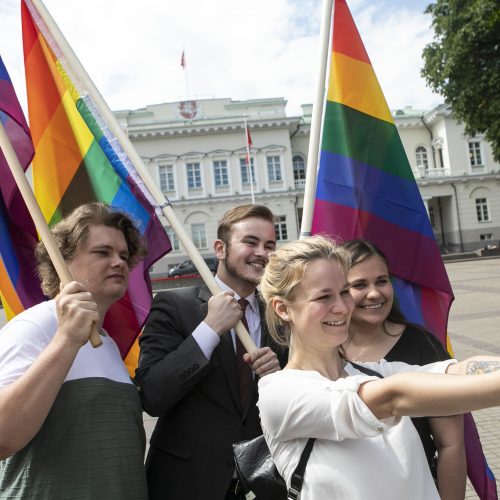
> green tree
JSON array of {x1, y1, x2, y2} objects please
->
[{"x1": 422, "y1": 0, "x2": 500, "y2": 161}]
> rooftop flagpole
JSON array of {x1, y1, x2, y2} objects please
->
[
  {"x1": 244, "y1": 117, "x2": 255, "y2": 204},
  {"x1": 300, "y1": 0, "x2": 334, "y2": 239},
  {"x1": 181, "y1": 48, "x2": 190, "y2": 98}
]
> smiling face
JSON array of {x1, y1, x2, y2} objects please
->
[
  {"x1": 277, "y1": 258, "x2": 354, "y2": 351},
  {"x1": 347, "y1": 255, "x2": 394, "y2": 327},
  {"x1": 67, "y1": 224, "x2": 130, "y2": 313},
  {"x1": 215, "y1": 216, "x2": 276, "y2": 295}
]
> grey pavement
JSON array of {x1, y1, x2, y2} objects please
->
[
  {"x1": 444, "y1": 258, "x2": 500, "y2": 498},
  {"x1": 1, "y1": 257, "x2": 499, "y2": 497}
]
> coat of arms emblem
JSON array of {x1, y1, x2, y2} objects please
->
[{"x1": 178, "y1": 100, "x2": 198, "y2": 119}]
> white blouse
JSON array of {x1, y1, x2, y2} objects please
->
[{"x1": 258, "y1": 359, "x2": 454, "y2": 500}]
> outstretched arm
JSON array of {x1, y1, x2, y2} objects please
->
[
  {"x1": 358, "y1": 369, "x2": 500, "y2": 420},
  {"x1": 447, "y1": 356, "x2": 500, "y2": 375}
]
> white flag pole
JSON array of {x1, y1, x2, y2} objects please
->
[
  {"x1": 300, "y1": 0, "x2": 334, "y2": 239},
  {"x1": 30, "y1": 0, "x2": 257, "y2": 352}
]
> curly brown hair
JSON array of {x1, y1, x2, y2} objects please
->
[{"x1": 36, "y1": 203, "x2": 147, "y2": 298}]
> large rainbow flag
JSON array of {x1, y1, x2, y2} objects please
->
[
  {"x1": 311, "y1": 1, "x2": 497, "y2": 498},
  {"x1": 21, "y1": 0, "x2": 171, "y2": 369},
  {"x1": 0, "y1": 55, "x2": 44, "y2": 320}
]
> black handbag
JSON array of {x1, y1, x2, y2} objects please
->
[
  {"x1": 233, "y1": 434, "x2": 315, "y2": 500},
  {"x1": 233, "y1": 361, "x2": 383, "y2": 499}
]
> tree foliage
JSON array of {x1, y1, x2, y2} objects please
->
[{"x1": 422, "y1": 0, "x2": 500, "y2": 161}]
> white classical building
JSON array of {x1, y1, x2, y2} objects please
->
[{"x1": 114, "y1": 98, "x2": 500, "y2": 276}]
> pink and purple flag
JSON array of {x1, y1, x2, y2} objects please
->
[{"x1": 0, "y1": 55, "x2": 44, "y2": 320}]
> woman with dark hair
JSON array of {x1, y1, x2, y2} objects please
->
[{"x1": 341, "y1": 239, "x2": 466, "y2": 499}]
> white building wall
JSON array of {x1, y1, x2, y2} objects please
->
[{"x1": 115, "y1": 98, "x2": 500, "y2": 272}]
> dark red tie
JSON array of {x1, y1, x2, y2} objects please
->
[{"x1": 236, "y1": 298, "x2": 254, "y2": 412}]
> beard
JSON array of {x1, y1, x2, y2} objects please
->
[{"x1": 222, "y1": 246, "x2": 265, "y2": 287}]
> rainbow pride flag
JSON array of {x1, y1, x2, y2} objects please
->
[
  {"x1": 311, "y1": 1, "x2": 497, "y2": 498},
  {"x1": 0, "y1": 55, "x2": 44, "y2": 320},
  {"x1": 22, "y1": 0, "x2": 171, "y2": 367},
  {"x1": 313, "y1": 0, "x2": 453, "y2": 342}
]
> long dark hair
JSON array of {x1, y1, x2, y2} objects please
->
[
  {"x1": 341, "y1": 239, "x2": 410, "y2": 327},
  {"x1": 341, "y1": 238, "x2": 446, "y2": 359}
]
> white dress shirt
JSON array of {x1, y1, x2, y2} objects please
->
[{"x1": 192, "y1": 276, "x2": 262, "y2": 360}]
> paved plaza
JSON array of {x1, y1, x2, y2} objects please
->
[
  {"x1": 1, "y1": 257, "x2": 499, "y2": 497},
  {"x1": 444, "y1": 258, "x2": 500, "y2": 498}
]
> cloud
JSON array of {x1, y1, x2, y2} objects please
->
[{"x1": 1, "y1": 0, "x2": 442, "y2": 117}]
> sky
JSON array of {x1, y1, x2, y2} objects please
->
[{"x1": 0, "y1": 0, "x2": 443, "y2": 117}]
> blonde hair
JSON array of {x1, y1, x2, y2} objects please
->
[{"x1": 260, "y1": 235, "x2": 351, "y2": 346}]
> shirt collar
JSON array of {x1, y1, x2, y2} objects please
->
[{"x1": 214, "y1": 275, "x2": 257, "y2": 314}]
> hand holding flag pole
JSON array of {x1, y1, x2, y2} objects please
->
[
  {"x1": 0, "y1": 120, "x2": 102, "y2": 348},
  {"x1": 30, "y1": 0, "x2": 256, "y2": 353}
]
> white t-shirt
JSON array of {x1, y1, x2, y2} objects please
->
[
  {"x1": 258, "y1": 359, "x2": 455, "y2": 500},
  {"x1": 0, "y1": 300, "x2": 132, "y2": 388}
]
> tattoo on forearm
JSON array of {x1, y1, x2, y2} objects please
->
[{"x1": 466, "y1": 361, "x2": 500, "y2": 375}]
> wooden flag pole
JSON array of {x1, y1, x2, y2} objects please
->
[
  {"x1": 0, "y1": 121, "x2": 102, "y2": 348},
  {"x1": 300, "y1": 0, "x2": 334, "y2": 239},
  {"x1": 30, "y1": 0, "x2": 256, "y2": 353}
]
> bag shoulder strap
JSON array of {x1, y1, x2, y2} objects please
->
[
  {"x1": 348, "y1": 360, "x2": 384, "y2": 379},
  {"x1": 286, "y1": 363, "x2": 383, "y2": 499},
  {"x1": 288, "y1": 437, "x2": 316, "y2": 500}
]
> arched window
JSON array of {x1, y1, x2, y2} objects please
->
[
  {"x1": 415, "y1": 146, "x2": 428, "y2": 170},
  {"x1": 293, "y1": 154, "x2": 306, "y2": 188}
]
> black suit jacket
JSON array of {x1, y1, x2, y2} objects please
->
[{"x1": 135, "y1": 285, "x2": 287, "y2": 500}]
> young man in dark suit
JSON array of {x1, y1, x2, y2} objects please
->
[{"x1": 136, "y1": 205, "x2": 288, "y2": 500}]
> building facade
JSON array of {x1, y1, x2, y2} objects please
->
[{"x1": 114, "y1": 98, "x2": 500, "y2": 276}]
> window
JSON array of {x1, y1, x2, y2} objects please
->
[
  {"x1": 480, "y1": 233, "x2": 493, "y2": 241},
  {"x1": 293, "y1": 154, "x2": 306, "y2": 189},
  {"x1": 275, "y1": 215, "x2": 288, "y2": 241},
  {"x1": 293, "y1": 155, "x2": 306, "y2": 180},
  {"x1": 469, "y1": 141, "x2": 484, "y2": 171},
  {"x1": 191, "y1": 223, "x2": 207, "y2": 249},
  {"x1": 240, "y1": 158, "x2": 256, "y2": 184},
  {"x1": 213, "y1": 160, "x2": 229, "y2": 187},
  {"x1": 437, "y1": 148, "x2": 444, "y2": 169},
  {"x1": 267, "y1": 156, "x2": 282, "y2": 182},
  {"x1": 415, "y1": 146, "x2": 428, "y2": 170},
  {"x1": 428, "y1": 205, "x2": 436, "y2": 229},
  {"x1": 186, "y1": 162, "x2": 202, "y2": 189},
  {"x1": 475, "y1": 198, "x2": 490, "y2": 222},
  {"x1": 159, "y1": 164, "x2": 175, "y2": 192},
  {"x1": 164, "y1": 226, "x2": 180, "y2": 251}
]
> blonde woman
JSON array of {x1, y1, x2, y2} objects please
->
[{"x1": 258, "y1": 235, "x2": 500, "y2": 500}]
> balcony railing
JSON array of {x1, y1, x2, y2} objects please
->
[
  {"x1": 470, "y1": 165, "x2": 486, "y2": 174},
  {"x1": 417, "y1": 168, "x2": 451, "y2": 178},
  {"x1": 294, "y1": 179, "x2": 306, "y2": 189}
]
